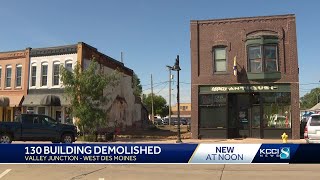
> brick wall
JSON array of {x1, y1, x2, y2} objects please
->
[{"x1": 191, "y1": 14, "x2": 299, "y2": 139}]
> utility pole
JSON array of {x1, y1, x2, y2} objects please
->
[
  {"x1": 166, "y1": 65, "x2": 173, "y2": 126},
  {"x1": 151, "y1": 74, "x2": 154, "y2": 124}
]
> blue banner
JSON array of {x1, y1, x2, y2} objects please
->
[
  {"x1": 0, "y1": 144, "x2": 197, "y2": 163},
  {"x1": 1, "y1": 143, "x2": 320, "y2": 164}
]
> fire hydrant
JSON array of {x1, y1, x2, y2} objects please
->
[{"x1": 281, "y1": 132, "x2": 288, "y2": 143}]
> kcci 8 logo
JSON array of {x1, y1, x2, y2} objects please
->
[{"x1": 259, "y1": 147, "x2": 290, "y2": 159}]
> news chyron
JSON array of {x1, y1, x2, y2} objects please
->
[{"x1": 0, "y1": 144, "x2": 318, "y2": 164}]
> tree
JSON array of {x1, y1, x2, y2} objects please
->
[
  {"x1": 300, "y1": 87, "x2": 320, "y2": 109},
  {"x1": 60, "y1": 58, "x2": 119, "y2": 135},
  {"x1": 142, "y1": 93, "x2": 169, "y2": 117},
  {"x1": 132, "y1": 73, "x2": 142, "y2": 97}
]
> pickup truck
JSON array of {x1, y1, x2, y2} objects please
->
[{"x1": 0, "y1": 114, "x2": 77, "y2": 143}]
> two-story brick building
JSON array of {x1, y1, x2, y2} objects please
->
[
  {"x1": 191, "y1": 14, "x2": 299, "y2": 139},
  {"x1": 0, "y1": 49, "x2": 30, "y2": 121}
]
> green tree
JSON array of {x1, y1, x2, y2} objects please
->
[
  {"x1": 300, "y1": 87, "x2": 320, "y2": 109},
  {"x1": 142, "y1": 93, "x2": 169, "y2": 117},
  {"x1": 60, "y1": 58, "x2": 119, "y2": 135},
  {"x1": 132, "y1": 73, "x2": 142, "y2": 97}
]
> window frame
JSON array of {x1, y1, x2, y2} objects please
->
[
  {"x1": 65, "y1": 60, "x2": 73, "y2": 72},
  {"x1": 52, "y1": 61, "x2": 60, "y2": 86},
  {"x1": 31, "y1": 63, "x2": 37, "y2": 87},
  {"x1": 247, "y1": 44, "x2": 279, "y2": 73},
  {"x1": 213, "y1": 46, "x2": 227, "y2": 73},
  {"x1": 41, "y1": 62, "x2": 48, "y2": 87},
  {"x1": 15, "y1": 64, "x2": 22, "y2": 88},
  {"x1": 5, "y1": 65, "x2": 12, "y2": 88}
]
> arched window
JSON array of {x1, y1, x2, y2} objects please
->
[
  {"x1": 65, "y1": 60, "x2": 73, "y2": 72},
  {"x1": 246, "y1": 31, "x2": 279, "y2": 73},
  {"x1": 41, "y1": 62, "x2": 48, "y2": 86},
  {"x1": 31, "y1": 63, "x2": 37, "y2": 87},
  {"x1": 16, "y1": 64, "x2": 22, "y2": 87},
  {"x1": 53, "y1": 61, "x2": 60, "y2": 86},
  {"x1": 5, "y1": 65, "x2": 12, "y2": 88}
]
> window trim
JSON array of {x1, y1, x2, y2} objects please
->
[
  {"x1": 5, "y1": 65, "x2": 12, "y2": 88},
  {"x1": 52, "y1": 61, "x2": 60, "y2": 86},
  {"x1": 15, "y1": 64, "x2": 22, "y2": 88},
  {"x1": 65, "y1": 60, "x2": 73, "y2": 72},
  {"x1": 247, "y1": 44, "x2": 279, "y2": 73},
  {"x1": 31, "y1": 63, "x2": 37, "y2": 87},
  {"x1": 213, "y1": 46, "x2": 228, "y2": 73},
  {"x1": 41, "y1": 62, "x2": 48, "y2": 87}
]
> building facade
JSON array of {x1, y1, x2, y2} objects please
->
[
  {"x1": 8, "y1": 42, "x2": 144, "y2": 130},
  {"x1": 0, "y1": 49, "x2": 30, "y2": 121},
  {"x1": 190, "y1": 14, "x2": 299, "y2": 139},
  {"x1": 171, "y1": 103, "x2": 191, "y2": 120}
]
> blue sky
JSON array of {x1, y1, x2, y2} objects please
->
[{"x1": 0, "y1": 0, "x2": 319, "y2": 103}]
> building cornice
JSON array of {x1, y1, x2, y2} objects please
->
[{"x1": 191, "y1": 14, "x2": 295, "y2": 25}]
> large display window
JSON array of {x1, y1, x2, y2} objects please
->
[{"x1": 262, "y1": 92, "x2": 291, "y2": 129}]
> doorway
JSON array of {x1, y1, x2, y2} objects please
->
[{"x1": 227, "y1": 93, "x2": 262, "y2": 138}]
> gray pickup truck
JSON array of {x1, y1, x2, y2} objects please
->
[{"x1": 0, "y1": 113, "x2": 77, "y2": 143}]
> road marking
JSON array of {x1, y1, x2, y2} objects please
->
[
  {"x1": 0, "y1": 169, "x2": 11, "y2": 179},
  {"x1": 98, "y1": 178, "x2": 104, "y2": 180}
]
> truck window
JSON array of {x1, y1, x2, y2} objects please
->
[
  {"x1": 310, "y1": 116, "x2": 320, "y2": 126},
  {"x1": 39, "y1": 116, "x2": 57, "y2": 125},
  {"x1": 22, "y1": 115, "x2": 34, "y2": 124}
]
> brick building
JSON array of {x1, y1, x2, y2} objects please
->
[
  {"x1": 190, "y1": 14, "x2": 299, "y2": 139},
  {"x1": 0, "y1": 49, "x2": 30, "y2": 121}
]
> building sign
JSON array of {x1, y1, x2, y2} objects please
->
[{"x1": 211, "y1": 85, "x2": 278, "y2": 92}]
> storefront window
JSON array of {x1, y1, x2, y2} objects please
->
[
  {"x1": 199, "y1": 94, "x2": 227, "y2": 128},
  {"x1": 200, "y1": 106, "x2": 226, "y2": 128},
  {"x1": 262, "y1": 92, "x2": 291, "y2": 128}
]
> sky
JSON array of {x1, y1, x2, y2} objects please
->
[{"x1": 0, "y1": 0, "x2": 319, "y2": 104}]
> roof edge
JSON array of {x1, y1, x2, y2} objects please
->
[{"x1": 191, "y1": 14, "x2": 295, "y2": 24}]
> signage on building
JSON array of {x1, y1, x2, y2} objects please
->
[{"x1": 211, "y1": 85, "x2": 278, "y2": 92}]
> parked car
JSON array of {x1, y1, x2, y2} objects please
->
[
  {"x1": 304, "y1": 114, "x2": 320, "y2": 143},
  {"x1": 300, "y1": 117, "x2": 308, "y2": 138},
  {"x1": 162, "y1": 118, "x2": 169, "y2": 125},
  {"x1": 153, "y1": 118, "x2": 163, "y2": 125},
  {"x1": 0, "y1": 114, "x2": 77, "y2": 144},
  {"x1": 180, "y1": 119, "x2": 188, "y2": 125}
]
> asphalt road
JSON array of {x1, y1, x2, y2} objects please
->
[{"x1": 0, "y1": 164, "x2": 320, "y2": 180}]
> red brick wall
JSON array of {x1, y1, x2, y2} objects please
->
[{"x1": 191, "y1": 14, "x2": 299, "y2": 139}]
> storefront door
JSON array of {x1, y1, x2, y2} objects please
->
[{"x1": 233, "y1": 94, "x2": 261, "y2": 138}]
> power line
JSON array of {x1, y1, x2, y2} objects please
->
[
  {"x1": 142, "y1": 81, "x2": 168, "y2": 92},
  {"x1": 155, "y1": 82, "x2": 168, "y2": 94}
]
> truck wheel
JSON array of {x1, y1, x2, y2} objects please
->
[
  {"x1": 61, "y1": 134, "x2": 73, "y2": 143},
  {"x1": 0, "y1": 134, "x2": 12, "y2": 144}
]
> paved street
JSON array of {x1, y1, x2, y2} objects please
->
[{"x1": 0, "y1": 164, "x2": 320, "y2": 180}]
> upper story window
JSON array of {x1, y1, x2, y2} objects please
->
[
  {"x1": 248, "y1": 45, "x2": 278, "y2": 73},
  {"x1": 65, "y1": 60, "x2": 73, "y2": 72},
  {"x1": 213, "y1": 47, "x2": 227, "y2": 72},
  {"x1": 31, "y1": 63, "x2": 37, "y2": 87},
  {"x1": 16, "y1": 64, "x2": 22, "y2": 87},
  {"x1": 5, "y1": 65, "x2": 12, "y2": 88},
  {"x1": 246, "y1": 31, "x2": 279, "y2": 73},
  {"x1": 53, "y1": 62, "x2": 60, "y2": 86},
  {"x1": 41, "y1": 62, "x2": 48, "y2": 86}
]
